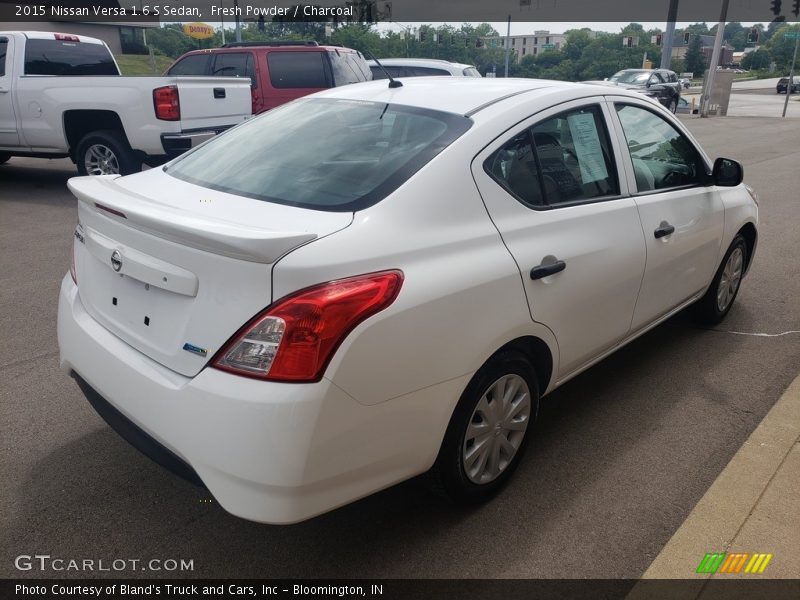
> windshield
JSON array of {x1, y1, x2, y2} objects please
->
[
  {"x1": 167, "y1": 98, "x2": 472, "y2": 212},
  {"x1": 609, "y1": 71, "x2": 650, "y2": 84}
]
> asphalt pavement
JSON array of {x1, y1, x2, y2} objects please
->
[{"x1": 1, "y1": 115, "x2": 799, "y2": 579}]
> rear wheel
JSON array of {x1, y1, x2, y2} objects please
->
[
  {"x1": 429, "y1": 351, "x2": 539, "y2": 504},
  {"x1": 76, "y1": 130, "x2": 140, "y2": 176},
  {"x1": 693, "y1": 235, "x2": 748, "y2": 324}
]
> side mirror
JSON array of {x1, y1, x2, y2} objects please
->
[{"x1": 712, "y1": 157, "x2": 743, "y2": 187}]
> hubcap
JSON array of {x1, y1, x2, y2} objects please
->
[
  {"x1": 462, "y1": 374, "x2": 531, "y2": 485},
  {"x1": 717, "y1": 247, "x2": 744, "y2": 312},
  {"x1": 84, "y1": 144, "x2": 120, "y2": 175}
]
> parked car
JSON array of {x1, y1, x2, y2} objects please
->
[
  {"x1": 776, "y1": 76, "x2": 800, "y2": 94},
  {"x1": 58, "y1": 78, "x2": 758, "y2": 524},
  {"x1": 165, "y1": 41, "x2": 371, "y2": 114},
  {"x1": 368, "y1": 57, "x2": 482, "y2": 79},
  {"x1": 678, "y1": 77, "x2": 692, "y2": 89},
  {"x1": 0, "y1": 31, "x2": 252, "y2": 174},
  {"x1": 588, "y1": 68, "x2": 682, "y2": 113}
]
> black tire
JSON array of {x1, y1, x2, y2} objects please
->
[
  {"x1": 693, "y1": 235, "x2": 748, "y2": 325},
  {"x1": 0, "y1": 152, "x2": 10, "y2": 165},
  {"x1": 75, "y1": 130, "x2": 140, "y2": 176},
  {"x1": 429, "y1": 350, "x2": 540, "y2": 505}
]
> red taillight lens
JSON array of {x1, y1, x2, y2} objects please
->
[
  {"x1": 153, "y1": 85, "x2": 180, "y2": 121},
  {"x1": 212, "y1": 270, "x2": 404, "y2": 382}
]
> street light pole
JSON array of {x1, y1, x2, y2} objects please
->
[
  {"x1": 234, "y1": 0, "x2": 241, "y2": 43},
  {"x1": 504, "y1": 15, "x2": 511, "y2": 77},
  {"x1": 783, "y1": 33, "x2": 799, "y2": 118},
  {"x1": 660, "y1": 0, "x2": 679, "y2": 70},
  {"x1": 700, "y1": 0, "x2": 729, "y2": 118}
]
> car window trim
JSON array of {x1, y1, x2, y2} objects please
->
[
  {"x1": 480, "y1": 101, "x2": 626, "y2": 211},
  {"x1": 609, "y1": 100, "x2": 711, "y2": 196}
]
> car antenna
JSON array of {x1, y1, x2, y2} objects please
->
[{"x1": 363, "y1": 50, "x2": 402, "y2": 88}]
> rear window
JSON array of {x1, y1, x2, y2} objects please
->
[
  {"x1": 212, "y1": 52, "x2": 255, "y2": 86},
  {"x1": 0, "y1": 38, "x2": 7, "y2": 77},
  {"x1": 166, "y1": 98, "x2": 472, "y2": 212},
  {"x1": 328, "y1": 51, "x2": 362, "y2": 85},
  {"x1": 168, "y1": 53, "x2": 210, "y2": 76},
  {"x1": 267, "y1": 51, "x2": 328, "y2": 88},
  {"x1": 24, "y1": 39, "x2": 118, "y2": 76}
]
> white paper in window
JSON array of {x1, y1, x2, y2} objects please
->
[{"x1": 567, "y1": 113, "x2": 609, "y2": 184}]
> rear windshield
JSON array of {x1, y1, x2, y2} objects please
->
[
  {"x1": 24, "y1": 39, "x2": 118, "y2": 76},
  {"x1": 267, "y1": 51, "x2": 329, "y2": 88},
  {"x1": 166, "y1": 98, "x2": 472, "y2": 212}
]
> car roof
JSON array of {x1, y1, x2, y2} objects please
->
[
  {"x1": 313, "y1": 77, "x2": 641, "y2": 116},
  {"x1": 368, "y1": 58, "x2": 474, "y2": 70},
  {"x1": 178, "y1": 44, "x2": 349, "y2": 56}
]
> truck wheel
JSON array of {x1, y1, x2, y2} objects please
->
[
  {"x1": 0, "y1": 153, "x2": 10, "y2": 165},
  {"x1": 76, "y1": 130, "x2": 140, "y2": 176}
]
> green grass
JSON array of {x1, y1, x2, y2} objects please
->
[{"x1": 115, "y1": 54, "x2": 175, "y2": 76}]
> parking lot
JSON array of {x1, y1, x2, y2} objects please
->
[{"x1": 1, "y1": 115, "x2": 799, "y2": 579}]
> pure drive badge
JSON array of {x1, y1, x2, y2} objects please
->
[{"x1": 183, "y1": 343, "x2": 208, "y2": 357}]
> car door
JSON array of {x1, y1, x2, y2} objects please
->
[
  {"x1": 607, "y1": 98, "x2": 724, "y2": 333},
  {"x1": 0, "y1": 35, "x2": 21, "y2": 148},
  {"x1": 472, "y1": 99, "x2": 646, "y2": 379}
]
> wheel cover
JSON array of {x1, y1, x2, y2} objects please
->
[
  {"x1": 717, "y1": 247, "x2": 744, "y2": 312},
  {"x1": 84, "y1": 143, "x2": 120, "y2": 176},
  {"x1": 462, "y1": 374, "x2": 531, "y2": 485}
]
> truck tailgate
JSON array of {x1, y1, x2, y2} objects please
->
[{"x1": 174, "y1": 76, "x2": 253, "y2": 129}]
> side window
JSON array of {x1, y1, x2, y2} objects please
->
[
  {"x1": 211, "y1": 53, "x2": 251, "y2": 81},
  {"x1": 0, "y1": 38, "x2": 7, "y2": 77},
  {"x1": 649, "y1": 72, "x2": 664, "y2": 85},
  {"x1": 485, "y1": 105, "x2": 619, "y2": 208},
  {"x1": 167, "y1": 54, "x2": 210, "y2": 76},
  {"x1": 615, "y1": 104, "x2": 705, "y2": 192},
  {"x1": 328, "y1": 51, "x2": 361, "y2": 85},
  {"x1": 267, "y1": 52, "x2": 328, "y2": 88},
  {"x1": 408, "y1": 66, "x2": 451, "y2": 76}
]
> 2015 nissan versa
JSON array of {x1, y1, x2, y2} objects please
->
[{"x1": 58, "y1": 78, "x2": 758, "y2": 523}]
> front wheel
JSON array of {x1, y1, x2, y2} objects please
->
[
  {"x1": 76, "y1": 130, "x2": 140, "y2": 176},
  {"x1": 429, "y1": 351, "x2": 539, "y2": 504},
  {"x1": 693, "y1": 235, "x2": 748, "y2": 324}
]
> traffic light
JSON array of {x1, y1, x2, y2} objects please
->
[
  {"x1": 655, "y1": 33, "x2": 662, "y2": 46},
  {"x1": 419, "y1": 30, "x2": 426, "y2": 43},
  {"x1": 476, "y1": 38, "x2": 484, "y2": 48},
  {"x1": 749, "y1": 27, "x2": 759, "y2": 43},
  {"x1": 770, "y1": 0, "x2": 782, "y2": 16},
  {"x1": 683, "y1": 32, "x2": 691, "y2": 44}
]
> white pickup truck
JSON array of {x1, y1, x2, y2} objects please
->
[{"x1": 0, "y1": 31, "x2": 252, "y2": 175}]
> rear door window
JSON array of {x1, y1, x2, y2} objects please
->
[
  {"x1": 24, "y1": 39, "x2": 118, "y2": 75},
  {"x1": 267, "y1": 52, "x2": 329, "y2": 88},
  {"x1": 211, "y1": 52, "x2": 255, "y2": 86},
  {"x1": 328, "y1": 51, "x2": 361, "y2": 85},
  {"x1": 0, "y1": 38, "x2": 7, "y2": 77},
  {"x1": 167, "y1": 54, "x2": 211, "y2": 76}
]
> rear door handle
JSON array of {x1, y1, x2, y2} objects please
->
[
  {"x1": 213, "y1": 88, "x2": 226, "y2": 99},
  {"x1": 530, "y1": 260, "x2": 566, "y2": 280},
  {"x1": 654, "y1": 223, "x2": 675, "y2": 239}
]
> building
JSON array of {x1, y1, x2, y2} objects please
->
[
  {"x1": 482, "y1": 30, "x2": 572, "y2": 60},
  {"x1": 0, "y1": 22, "x2": 158, "y2": 55},
  {"x1": 670, "y1": 33, "x2": 734, "y2": 69}
]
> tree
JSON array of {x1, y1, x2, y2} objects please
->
[{"x1": 685, "y1": 33, "x2": 706, "y2": 76}]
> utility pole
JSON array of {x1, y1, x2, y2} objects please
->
[
  {"x1": 504, "y1": 15, "x2": 511, "y2": 77},
  {"x1": 220, "y1": 1, "x2": 225, "y2": 45},
  {"x1": 783, "y1": 33, "x2": 799, "y2": 118},
  {"x1": 700, "y1": 0, "x2": 729, "y2": 117},
  {"x1": 660, "y1": 0, "x2": 679, "y2": 70},
  {"x1": 234, "y1": 0, "x2": 241, "y2": 43}
]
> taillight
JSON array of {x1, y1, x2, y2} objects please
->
[
  {"x1": 153, "y1": 85, "x2": 180, "y2": 121},
  {"x1": 212, "y1": 270, "x2": 404, "y2": 382}
]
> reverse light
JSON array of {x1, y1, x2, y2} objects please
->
[
  {"x1": 212, "y1": 270, "x2": 404, "y2": 382},
  {"x1": 153, "y1": 85, "x2": 181, "y2": 121}
]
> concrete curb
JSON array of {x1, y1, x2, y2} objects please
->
[{"x1": 627, "y1": 373, "x2": 800, "y2": 593}]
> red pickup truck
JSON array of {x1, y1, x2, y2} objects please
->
[{"x1": 165, "y1": 41, "x2": 372, "y2": 114}]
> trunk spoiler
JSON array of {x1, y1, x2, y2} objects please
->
[{"x1": 68, "y1": 176, "x2": 317, "y2": 264}]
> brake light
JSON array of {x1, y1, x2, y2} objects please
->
[
  {"x1": 153, "y1": 85, "x2": 180, "y2": 121},
  {"x1": 212, "y1": 270, "x2": 404, "y2": 382},
  {"x1": 54, "y1": 34, "x2": 80, "y2": 42}
]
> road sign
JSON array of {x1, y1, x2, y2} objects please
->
[{"x1": 541, "y1": 43, "x2": 555, "y2": 50}]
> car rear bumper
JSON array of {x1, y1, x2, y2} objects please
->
[
  {"x1": 57, "y1": 275, "x2": 453, "y2": 523},
  {"x1": 160, "y1": 127, "x2": 232, "y2": 158}
]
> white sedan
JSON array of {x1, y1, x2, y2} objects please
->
[{"x1": 58, "y1": 78, "x2": 758, "y2": 524}]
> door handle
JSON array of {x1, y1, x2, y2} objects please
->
[
  {"x1": 530, "y1": 260, "x2": 566, "y2": 280},
  {"x1": 213, "y1": 88, "x2": 226, "y2": 99},
  {"x1": 654, "y1": 223, "x2": 675, "y2": 239}
]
